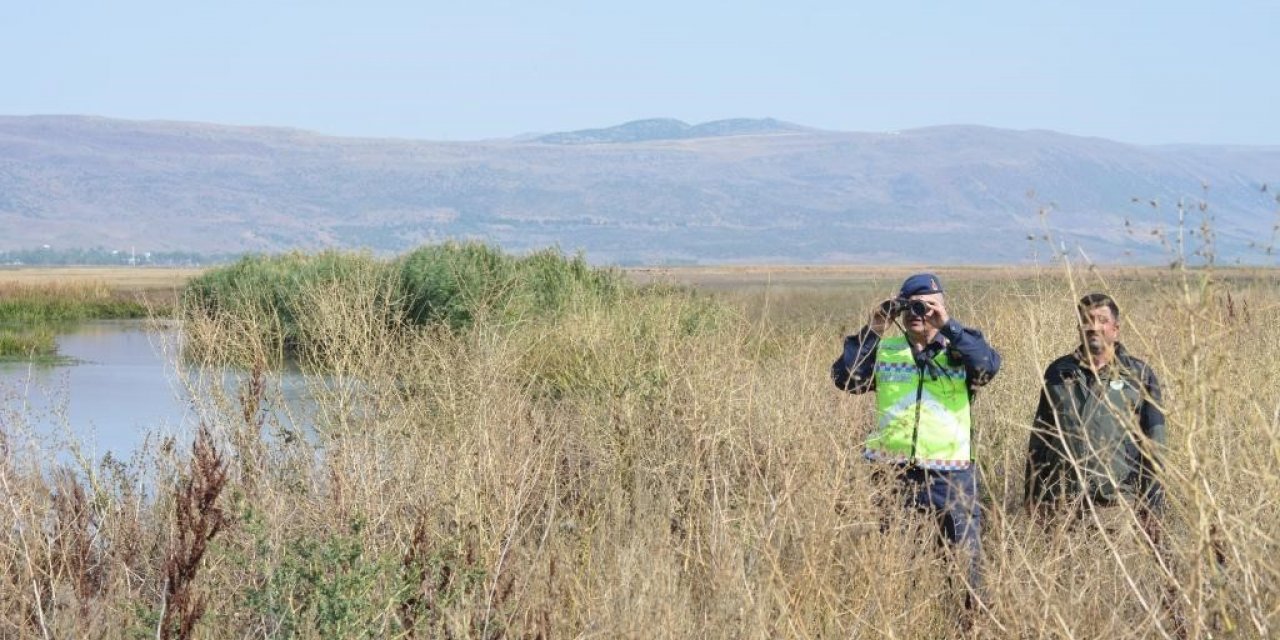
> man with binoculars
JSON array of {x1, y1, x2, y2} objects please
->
[{"x1": 831, "y1": 273, "x2": 1001, "y2": 612}]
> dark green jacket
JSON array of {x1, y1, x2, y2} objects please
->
[{"x1": 1025, "y1": 344, "x2": 1167, "y2": 510}]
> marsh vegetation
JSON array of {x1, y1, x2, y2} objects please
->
[
  {"x1": 1, "y1": 246, "x2": 1277, "y2": 638},
  {"x1": 0, "y1": 281, "x2": 154, "y2": 361}
]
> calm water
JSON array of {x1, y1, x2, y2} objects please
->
[{"x1": 0, "y1": 320, "x2": 311, "y2": 458}]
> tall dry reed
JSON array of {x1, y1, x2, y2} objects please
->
[{"x1": 0, "y1": 264, "x2": 1277, "y2": 638}]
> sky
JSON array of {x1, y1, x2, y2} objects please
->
[{"x1": 3, "y1": 0, "x2": 1276, "y2": 145}]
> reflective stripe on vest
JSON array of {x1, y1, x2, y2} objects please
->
[{"x1": 865, "y1": 335, "x2": 973, "y2": 470}]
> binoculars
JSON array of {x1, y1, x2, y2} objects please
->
[{"x1": 880, "y1": 297, "x2": 930, "y2": 318}]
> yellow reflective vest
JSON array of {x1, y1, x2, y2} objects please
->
[{"x1": 865, "y1": 335, "x2": 973, "y2": 470}]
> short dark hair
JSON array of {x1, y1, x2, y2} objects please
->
[{"x1": 1078, "y1": 293, "x2": 1120, "y2": 320}]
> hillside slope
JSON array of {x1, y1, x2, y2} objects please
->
[{"x1": 1, "y1": 116, "x2": 1277, "y2": 264}]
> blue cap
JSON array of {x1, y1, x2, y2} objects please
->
[{"x1": 899, "y1": 273, "x2": 943, "y2": 297}]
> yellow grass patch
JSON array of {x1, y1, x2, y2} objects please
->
[
  {"x1": 0, "y1": 266, "x2": 203, "y2": 291},
  {"x1": 2, "y1": 261, "x2": 1278, "y2": 637}
]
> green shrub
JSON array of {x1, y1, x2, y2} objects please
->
[
  {"x1": 183, "y1": 243, "x2": 632, "y2": 367},
  {"x1": 184, "y1": 251, "x2": 387, "y2": 339},
  {"x1": 182, "y1": 251, "x2": 391, "y2": 365},
  {"x1": 238, "y1": 518, "x2": 387, "y2": 638},
  {"x1": 397, "y1": 243, "x2": 516, "y2": 329},
  {"x1": 397, "y1": 242, "x2": 624, "y2": 330}
]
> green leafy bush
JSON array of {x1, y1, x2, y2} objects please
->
[
  {"x1": 183, "y1": 251, "x2": 387, "y2": 344},
  {"x1": 182, "y1": 243, "x2": 629, "y2": 366},
  {"x1": 397, "y1": 243, "x2": 623, "y2": 330}
]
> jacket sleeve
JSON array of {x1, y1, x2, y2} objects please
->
[
  {"x1": 831, "y1": 326, "x2": 879, "y2": 394},
  {"x1": 1025, "y1": 379, "x2": 1060, "y2": 508},
  {"x1": 1136, "y1": 364, "x2": 1168, "y2": 510},
  {"x1": 940, "y1": 320, "x2": 1001, "y2": 388}
]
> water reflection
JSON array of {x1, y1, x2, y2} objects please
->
[{"x1": 0, "y1": 320, "x2": 312, "y2": 458}]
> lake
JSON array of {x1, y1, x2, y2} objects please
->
[{"x1": 0, "y1": 320, "x2": 312, "y2": 460}]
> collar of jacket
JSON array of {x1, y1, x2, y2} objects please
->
[{"x1": 909, "y1": 332, "x2": 953, "y2": 374}]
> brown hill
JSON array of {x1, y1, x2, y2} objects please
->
[{"x1": 2, "y1": 115, "x2": 1277, "y2": 264}]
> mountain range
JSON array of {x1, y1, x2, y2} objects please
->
[{"x1": 2, "y1": 115, "x2": 1278, "y2": 264}]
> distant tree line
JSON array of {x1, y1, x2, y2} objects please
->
[{"x1": 0, "y1": 246, "x2": 244, "y2": 267}]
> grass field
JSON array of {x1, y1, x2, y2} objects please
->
[
  {"x1": 0, "y1": 266, "x2": 203, "y2": 288},
  {"x1": 1, "y1": 260, "x2": 1278, "y2": 638}
]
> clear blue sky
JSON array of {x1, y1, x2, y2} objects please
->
[{"x1": 4, "y1": 0, "x2": 1275, "y2": 144}]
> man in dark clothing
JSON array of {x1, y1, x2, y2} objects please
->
[
  {"x1": 1025, "y1": 293, "x2": 1183, "y2": 635},
  {"x1": 1025, "y1": 293, "x2": 1167, "y2": 519},
  {"x1": 832, "y1": 273, "x2": 1001, "y2": 608}
]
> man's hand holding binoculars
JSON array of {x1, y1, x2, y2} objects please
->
[{"x1": 868, "y1": 296, "x2": 950, "y2": 335}]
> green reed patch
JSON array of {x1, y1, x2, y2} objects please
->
[
  {"x1": 0, "y1": 283, "x2": 150, "y2": 325},
  {"x1": 397, "y1": 243, "x2": 624, "y2": 329},
  {"x1": 182, "y1": 250, "x2": 388, "y2": 355},
  {"x1": 0, "y1": 282, "x2": 151, "y2": 361},
  {"x1": 182, "y1": 243, "x2": 632, "y2": 367},
  {"x1": 0, "y1": 327, "x2": 56, "y2": 359}
]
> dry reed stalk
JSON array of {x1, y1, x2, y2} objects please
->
[{"x1": 2, "y1": 264, "x2": 1278, "y2": 637}]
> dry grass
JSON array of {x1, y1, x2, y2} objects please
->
[
  {"x1": 0, "y1": 267, "x2": 201, "y2": 311},
  {"x1": 0, "y1": 267, "x2": 203, "y2": 290},
  {"x1": 1, "y1": 262, "x2": 1277, "y2": 638}
]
